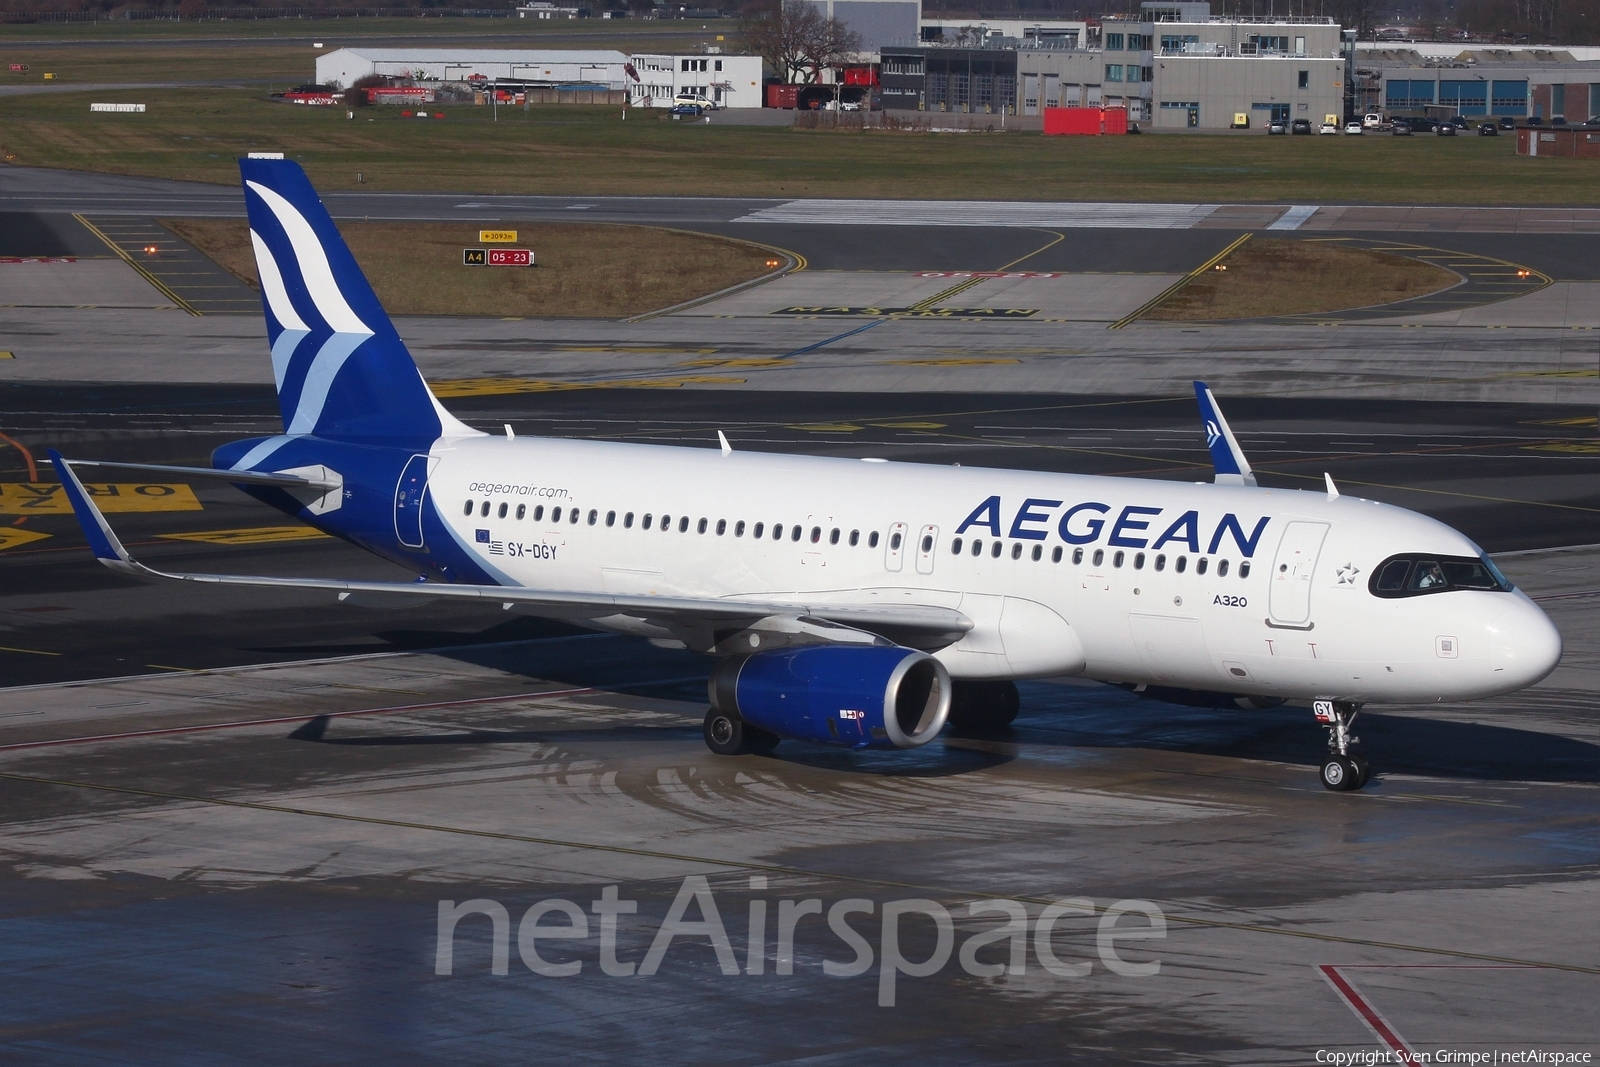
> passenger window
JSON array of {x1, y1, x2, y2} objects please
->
[
  {"x1": 1134, "y1": 552, "x2": 1145, "y2": 570},
  {"x1": 606, "y1": 510, "x2": 616, "y2": 527},
  {"x1": 498, "y1": 502, "x2": 508, "y2": 519},
  {"x1": 569, "y1": 508, "x2": 579, "y2": 523},
  {"x1": 716, "y1": 519, "x2": 726, "y2": 535},
  {"x1": 1218, "y1": 559, "x2": 1230, "y2": 577},
  {"x1": 773, "y1": 524, "x2": 784, "y2": 541},
  {"x1": 679, "y1": 517, "x2": 690, "y2": 533},
  {"x1": 753, "y1": 521, "x2": 764, "y2": 538},
  {"x1": 516, "y1": 504, "x2": 526, "y2": 520},
  {"x1": 849, "y1": 530, "x2": 859, "y2": 547},
  {"x1": 734, "y1": 520, "x2": 745, "y2": 537},
  {"x1": 480, "y1": 501, "x2": 490, "y2": 517},
  {"x1": 1240, "y1": 560, "x2": 1251, "y2": 578},
  {"x1": 952, "y1": 537, "x2": 963, "y2": 554},
  {"x1": 1051, "y1": 546, "x2": 1062, "y2": 563},
  {"x1": 1197, "y1": 557, "x2": 1209, "y2": 575},
  {"x1": 1113, "y1": 551, "x2": 1124, "y2": 568},
  {"x1": 889, "y1": 531, "x2": 902, "y2": 550},
  {"x1": 534, "y1": 505, "x2": 544, "y2": 521},
  {"x1": 831, "y1": 528, "x2": 841, "y2": 545},
  {"x1": 462, "y1": 501, "x2": 472, "y2": 516},
  {"x1": 791, "y1": 526, "x2": 802, "y2": 542},
  {"x1": 1092, "y1": 549, "x2": 1104, "y2": 566},
  {"x1": 1011, "y1": 543, "x2": 1022, "y2": 560},
  {"x1": 1154, "y1": 554, "x2": 1165, "y2": 572},
  {"x1": 697, "y1": 518, "x2": 708, "y2": 534},
  {"x1": 1176, "y1": 556, "x2": 1187, "y2": 573},
  {"x1": 624, "y1": 512, "x2": 634, "y2": 529},
  {"x1": 971, "y1": 539, "x2": 982, "y2": 557},
  {"x1": 869, "y1": 531, "x2": 880, "y2": 548},
  {"x1": 1032, "y1": 545, "x2": 1042, "y2": 561},
  {"x1": 811, "y1": 526, "x2": 821, "y2": 543},
  {"x1": 991, "y1": 542, "x2": 1002, "y2": 559},
  {"x1": 921, "y1": 534, "x2": 933, "y2": 552},
  {"x1": 1072, "y1": 548, "x2": 1083, "y2": 565},
  {"x1": 588, "y1": 510, "x2": 598, "y2": 526}
]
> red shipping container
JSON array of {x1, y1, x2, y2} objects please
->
[
  {"x1": 1044, "y1": 106, "x2": 1130, "y2": 135},
  {"x1": 766, "y1": 84, "x2": 799, "y2": 109}
]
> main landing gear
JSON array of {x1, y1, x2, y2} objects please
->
[
  {"x1": 1314, "y1": 699, "x2": 1371, "y2": 792},
  {"x1": 702, "y1": 707, "x2": 779, "y2": 756}
]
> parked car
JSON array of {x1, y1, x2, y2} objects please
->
[
  {"x1": 1391, "y1": 120, "x2": 1413, "y2": 136},
  {"x1": 669, "y1": 102, "x2": 704, "y2": 118},
  {"x1": 1343, "y1": 120, "x2": 1363, "y2": 134},
  {"x1": 1550, "y1": 116, "x2": 1567, "y2": 126},
  {"x1": 672, "y1": 93, "x2": 714, "y2": 111},
  {"x1": 1267, "y1": 119, "x2": 1288, "y2": 135},
  {"x1": 1449, "y1": 115, "x2": 1469, "y2": 129},
  {"x1": 1477, "y1": 122, "x2": 1498, "y2": 136},
  {"x1": 1319, "y1": 120, "x2": 1339, "y2": 134},
  {"x1": 1290, "y1": 118, "x2": 1313, "y2": 134},
  {"x1": 1498, "y1": 116, "x2": 1516, "y2": 129},
  {"x1": 1526, "y1": 116, "x2": 1543, "y2": 127},
  {"x1": 1435, "y1": 121, "x2": 1457, "y2": 136}
]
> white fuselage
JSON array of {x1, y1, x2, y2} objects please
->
[{"x1": 420, "y1": 435, "x2": 1560, "y2": 706}]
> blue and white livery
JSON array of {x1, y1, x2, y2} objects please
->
[{"x1": 51, "y1": 158, "x2": 1563, "y2": 792}]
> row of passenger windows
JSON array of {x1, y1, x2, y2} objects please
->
[
  {"x1": 950, "y1": 537, "x2": 1249, "y2": 577},
  {"x1": 464, "y1": 499, "x2": 1248, "y2": 578},
  {"x1": 465, "y1": 499, "x2": 886, "y2": 548}
]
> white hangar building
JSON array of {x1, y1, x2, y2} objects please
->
[
  {"x1": 313, "y1": 47, "x2": 765, "y2": 108},
  {"x1": 315, "y1": 48, "x2": 630, "y2": 90}
]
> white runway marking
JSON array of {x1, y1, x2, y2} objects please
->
[{"x1": 1268, "y1": 205, "x2": 1319, "y2": 230}]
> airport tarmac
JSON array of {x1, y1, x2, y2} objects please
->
[{"x1": 1, "y1": 169, "x2": 1596, "y2": 1062}]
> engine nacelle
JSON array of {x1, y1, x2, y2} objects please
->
[{"x1": 709, "y1": 645, "x2": 951, "y2": 750}]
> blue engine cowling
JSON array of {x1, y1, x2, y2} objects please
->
[{"x1": 709, "y1": 645, "x2": 951, "y2": 750}]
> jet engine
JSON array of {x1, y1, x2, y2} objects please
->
[{"x1": 709, "y1": 645, "x2": 951, "y2": 749}]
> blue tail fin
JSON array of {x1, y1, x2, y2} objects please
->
[{"x1": 240, "y1": 157, "x2": 477, "y2": 442}]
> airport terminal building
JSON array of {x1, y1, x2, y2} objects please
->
[{"x1": 879, "y1": 2, "x2": 1346, "y2": 128}]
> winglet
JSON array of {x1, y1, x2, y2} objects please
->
[
  {"x1": 48, "y1": 450, "x2": 143, "y2": 574},
  {"x1": 1324, "y1": 472, "x2": 1340, "y2": 499},
  {"x1": 1193, "y1": 381, "x2": 1257, "y2": 487},
  {"x1": 717, "y1": 430, "x2": 732, "y2": 456}
]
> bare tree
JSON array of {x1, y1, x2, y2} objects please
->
[{"x1": 739, "y1": 0, "x2": 861, "y2": 84}]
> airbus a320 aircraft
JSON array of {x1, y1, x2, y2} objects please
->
[{"x1": 52, "y1": 158, "x2": 1563, "y2": 792}]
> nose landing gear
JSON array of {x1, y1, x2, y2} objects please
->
[{"x1": 1314, "y1": 699, "x2": 1370, "y2": 791}]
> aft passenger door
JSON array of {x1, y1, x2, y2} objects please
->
[
  {"x1": 393, "y1": 453, "x2": 431, "y2": 550},
  {"x1": 1267, "y1": 520, "x2": 1329, "y2": 628}
]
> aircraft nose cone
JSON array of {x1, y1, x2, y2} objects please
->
[{"x1": 1490, "y1": 593, "x2": 1563, "y2": 690}]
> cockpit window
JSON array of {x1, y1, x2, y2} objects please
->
[{"x1": 1368, "y1": 553, "x2": 1513, "y2": 598}]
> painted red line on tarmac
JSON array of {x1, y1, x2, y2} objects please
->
[
  {"x1": 1318, "y1": 964, "x2": 1419, "y2": 1064},
  {"x1": 0, "y1": 686, "x2": 597, "y2": 752}
]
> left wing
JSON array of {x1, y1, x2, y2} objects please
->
[{"x1": 48, "y1": 451, "x2": 973, "y2": 651}]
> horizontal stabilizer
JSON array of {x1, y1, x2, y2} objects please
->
[{"x1": 55, "y1": 457, "x2": 341, "y2": 492}]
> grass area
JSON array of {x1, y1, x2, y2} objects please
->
[
  {"x1": 164, "y1": 217, "x2": 781, "y2": 317},
  {"x1": 1146, "y1": 238, "x2": 1461, "y2": 320},
  {"x1": 0, "y1": 19, "x2": 730, "y2": 85},
  {"x1": 3, "y1": 87, "x2": 1596, "y2": 204}
]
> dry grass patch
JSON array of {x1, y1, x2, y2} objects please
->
[
  {"x1": 1148, "y1": 238, "x2": 1459, "y2": 321},
  {"x1": 164, "y1": 218, "x2": 779, "y2": 318}
]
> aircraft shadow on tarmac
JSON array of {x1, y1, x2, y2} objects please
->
[{"x1": 266, "y1": 628, "x2": 1597, "y2": 786}]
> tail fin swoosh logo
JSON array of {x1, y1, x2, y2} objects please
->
[
  {"x1": 245, "y1": 179, "x2": 375, "y2": 435},
  {"x1": 1204, "y1": 418, "x2": 1223, "y2": 450}
]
